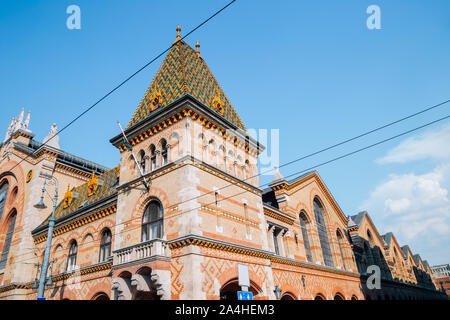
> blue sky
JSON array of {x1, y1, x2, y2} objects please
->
[{"x1": 1, "y1": 0, "x2": 449, "y2": 265}]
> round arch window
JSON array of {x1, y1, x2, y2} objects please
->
[{"x1": 142, "y1": 200, "x2": 163, "y2": 241}]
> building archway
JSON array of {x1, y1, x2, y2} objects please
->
[
  {"x1": 334, "y1": 293, "x2": 345, "y2": 300},
  {"x1": 92, "y1": 292, "x2": 110, "y2": 300},
  {"x1": 314, "y1": 293, "x2": 326, "y2": 300},
  {"x1": 219, "y1": 278, "x2": 261, "y2": 300},
  {"x1": 280, "y1": 292, "x2": 296, "y2": 300}
]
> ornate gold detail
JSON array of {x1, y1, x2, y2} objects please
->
[
  {"x1": 211, "y1": 95, "x2": 224, "y2": 116},
  {"x1": 87, "y1": 170, "x2": 98, "y2": 197},
  {"x1": 195, "y1": 41, "x2": 200, "y2": 57},
  {"x1": 26, "y1": 170, "x2": 33, "y2": 183},
  {"x1": 63, "y1": 185, "x2": 73, "y2": 209},
  {"x1": 175, "y1": 24, "x2": 181, "y2": 43},
  {"x1": 149, "y1": 88, "x2": 163, "y2": 111}
]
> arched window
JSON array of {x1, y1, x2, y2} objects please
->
[
  {"x1": 299, "y1": 212, "x2": 313, "y2": 262},
  {"x1": 0, "y1": 181, "x2": 9, "y2": 222},
  {"x1": 313, "y1": 198, "x2": 334, "y2": 267},
  {"x1": 67, "y1": 241, "x2": 78, "y2": 272},
  {"x1": 0, "y1": 211, "x2": 16, "y2": 270},
  {"x1": 161, "y1": 140, "x2": 168, "y2": 166},
  {"x1": 336, "y1": 229, "x2": 346, "y2": 270},
  {"x1": 99, "y1": 229, "x2": 112, "y2": 262},
  {"x1": 142, "y1": 200, "x2": 163, "y2": 241},
  {"x1": 138, "y1": 150, "x2": 146, "y2": 173},
  {"x1": 150, "y1": 145, "x2": 156, "y2": 171}
]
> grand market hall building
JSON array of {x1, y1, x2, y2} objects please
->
[{"x1": 0, "y1": 27, "x2": 445, "y2": 300}]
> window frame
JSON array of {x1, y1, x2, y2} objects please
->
[{"x1": 141, "y1": 200, "x2": 164, "y2": 242}]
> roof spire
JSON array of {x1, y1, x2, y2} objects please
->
[
  {"x1": 196, "y1": 41, "x2": 200, "y2": 57},
  {"x1": 175, "y1": 25, "x2": 181, "y2": 43}
]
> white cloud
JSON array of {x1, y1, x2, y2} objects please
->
[
  {"x1": 377, "y1": 122, "x2": 450, "y2": 164},
  {"x1": 360, "y1": 165, "x2": 450, "y2": 264}
]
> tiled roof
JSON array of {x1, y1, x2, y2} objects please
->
[
  {"x1": 127, "y1": 39, "x2": 245, "y2": 130},
  {"x1": 381, "y1": 232, "x2": 393, "y2": 246},
  {"x1": 14, "y1": 140, "x2": 109, "y2": 175},
  {"x1": 414, "y1": 254, "x2": 423, "y2": 265},
  {"x1": 401, "y1": 245, "x2": 411, "y2": 257},
  {"x1": 38, "y1": 166, "x2": 119, "y2": 228},
  {"x1": 349, "y1": 211, "x2": 366, "y2": 227}
]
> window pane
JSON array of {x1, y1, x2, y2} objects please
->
[
  {"x1": 313, "y1": 200, "x2": 334, "y2": 267},
  {"x1": 300, "y1": 214, "x2": 313, "y2": 262},
  {"x1": 273, "y1": 230, "x2": 279, "y2": 255},
  {"x1": 0, "y1": 182, "x2": 9, "y2": 222},
  {"x1": 0, "y1": 214, "x2": 16, "y2": 270}
]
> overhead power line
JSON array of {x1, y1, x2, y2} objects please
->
[
  {"x1": 168, "y1": 98, "x2": 450, "y2": 208},
  {"x1": 6, "y1": 0, "x2": 237, "y2": 173},
  {"x1": 12, "y1": 113, "x2": 450, "y2": 266}
]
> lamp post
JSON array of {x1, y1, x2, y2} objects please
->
[
  {"x1": 34, "y1": 174, "x2": 58, "y2": 300},
  {"x1": 273, "y1": 285, "x2": 282, "y2": 300}
]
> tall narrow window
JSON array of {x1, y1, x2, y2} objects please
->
[
  {"x1": 313, "y1": 199, "x2": 334, "y2": 267},
  {"x1": 0, "y1": 181, "x2": 9, "y2": 222},
  {"x1": 139, "y1": 150, "x2": 146, "y2": 173},
  {"x1": 337, "y1": 230, "x2": 346, "y2": 270},
  {"x1": 99, "y1": 229, "x2": 112, "y2": 262},
  {"x1": 299, "y1": 212, "x2": 313, "y2": 262},
  {"x1": 0, "y1": 212, "x2": 16, "y2": 270},
  {"x1": 142, "y1": 200, "x2": 163, "y2": 241},
  {"x1": 161, "y1": 140, "x2": 168, "y2": 166},
  {"x1": 150, "y1": 145, "x2": 156, "y2": 171},
  {"x1": 67, "y1": 241, "x2": 78, "y2": 272},
  {"x1": 272, "y1": 229, "x2": 280, "y2": 255}
]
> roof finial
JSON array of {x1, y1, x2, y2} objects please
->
[
  {"x1": 196, "y1": 41, "x2": 200, "y2": 57},
  {"x1": 175, "y1": 25, "x2": 181, "y2": 42}
]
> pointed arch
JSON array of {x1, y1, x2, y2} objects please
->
[
  {"x1": 336, "y1": 228, "x2": 346, "y2": 270},
  {"x1": 313, "y1": 197, "x2": 334, "y2": 267},
  {"x1": 0, "y1": 209, "x2": 16, "y2": 270},
  {"x1": 299, "y1": 210, "x2": 313, "y2": 263},
  {"x1": 0, "y1": 180, "x2": 9, "y2": 223}
]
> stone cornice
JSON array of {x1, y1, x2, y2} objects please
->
[
  {"x1": 263, "y1": 204, "x2": 295, "y2": 225},
  {"x1": 117, "y1": 155, "x2": 262, "y2": 196},
  {"x1": 32, "y1": 201, "x2": 117, "y2": 244},
  {"x1": 168, "y1": 234, "x2": 360, "y2": 279},
  {"x1": 0, "y1": 261, "x2": 112, "y2": 294}
]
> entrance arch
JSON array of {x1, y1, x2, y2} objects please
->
[
  {"x1": 219, "y1": 278, "x2": 261, "y2": 300},
  {"x1": 314, "y1": 293, "x2": 326, "y2": 300},
  {"x1": 281, "y1": 292, "x2": 296, "y2": 300},
  {"x1": 334, "y1": 293, "x2": 345, "y2": 300},
  {"x1": 92, "y1": 292, "x2": 110, "y2": 300}
]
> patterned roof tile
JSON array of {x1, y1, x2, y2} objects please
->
[{"x1": 127, "y1": 40, "x2": 245, "y2": 130}]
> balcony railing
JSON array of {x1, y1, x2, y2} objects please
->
[{"x1": 113, "y1": 239, "x2": 170, "y2": 267}]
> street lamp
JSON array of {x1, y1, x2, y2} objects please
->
[
  {"x1": 34, "y1": 173, "x2": 58, "y2": 300},
  {"x1": 273, "y1": 285, "x2": 282, "y2": 300}
]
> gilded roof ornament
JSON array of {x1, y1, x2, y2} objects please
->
[
  {"x1": 212, "y1": 95, "x2": 224, "y2": 116},
  {"x1": 149, "y1": 88, "x2": 163, "y2": 111},
  {"x1": 87, "y1": 170, "x2": 99, "y2": 197},
  {"x1": 196, "y1": 41, "x2": 200, "y2": 57},
  {"x1": 63, "y1": 185, "x2": 73, "y2": 208},
  {"x1": 174, "y1": 25, "x2": 181, "y2": 43}
]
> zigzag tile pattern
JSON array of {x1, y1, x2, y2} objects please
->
[{"x1": 128, "y1": 40, "x2": 245, "y2": 130}]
